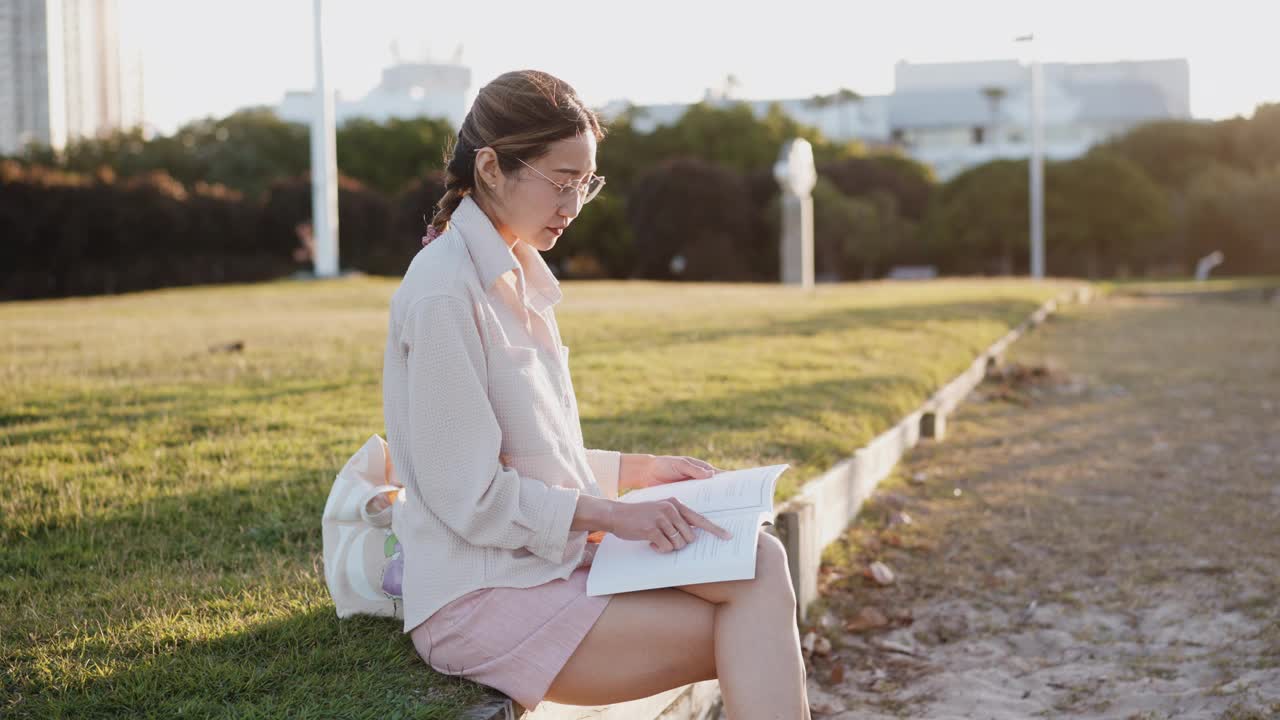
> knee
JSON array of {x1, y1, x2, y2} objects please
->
[{"x1": 755, "y1": 529, "x2": 796, "y2": 607}]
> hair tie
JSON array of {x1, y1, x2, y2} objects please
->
[{"x1": 422, "y1": 225, "x2": 443, "y2": 246}]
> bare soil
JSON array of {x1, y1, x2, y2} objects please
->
[{"x1": 800, "y1": 295, "x2": 1280, "y2": 719}]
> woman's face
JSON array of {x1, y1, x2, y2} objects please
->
[{"x1": 477, "y1": 133, "x2": 598, "y2": 252}]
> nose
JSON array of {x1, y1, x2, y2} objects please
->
[{"x1": 558, "y1": 189, "x2": 585, "y2": 219}]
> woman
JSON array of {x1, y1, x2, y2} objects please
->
[{"x1": 382, "y1": 69, "x2": 810, "y2": 718}]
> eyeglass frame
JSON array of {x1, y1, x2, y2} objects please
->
[{"x1": 472, "y1": 147, "x2": 606, "y2": 204}]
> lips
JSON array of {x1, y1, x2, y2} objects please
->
[{"x1": 547, "y1": 226, "x2": 565, "y2": 236}]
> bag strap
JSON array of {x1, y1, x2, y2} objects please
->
[{"x1": 359, "y1": 484, "x2": 402, "y2": 527}]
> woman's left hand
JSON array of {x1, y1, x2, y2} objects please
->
[{"x1": 636, "y1": 455, "x2": 722, "y2": 489}]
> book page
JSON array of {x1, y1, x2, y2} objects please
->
[
  {"x1": 586, "y1": 509, "x2": 769, "y2": 596},
  {"x1": 615, "y1": 463, "x2": 789, "y2": 516},
  {"x1": 585, "y1": 463, "x2": 790, "y2": 597}
]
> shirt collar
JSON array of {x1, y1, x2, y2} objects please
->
[
  {"x1": 452, "y1": 194, "x2": 563, "y2": 313},
  {"x1": 512, "y1": 240, "x2": 565, "y2": 314}
]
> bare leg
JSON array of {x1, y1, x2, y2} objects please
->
[
  {"x1": 676, "y1": 529, "x2": 810, "y2": 720},
  {"x1": 544, "y1": 585, "x2": 717, "y2": 705},
  {"x1": 546, "y1": 528, "x2": 808, "y2": 719}
]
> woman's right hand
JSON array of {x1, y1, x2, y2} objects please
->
[{"x1": 608, "y1": 498, "x2": 733, "y2": 553}]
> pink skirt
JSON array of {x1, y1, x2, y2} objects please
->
[{"x1": 410, "y1": 548, "x2": 612, "y2": 712}]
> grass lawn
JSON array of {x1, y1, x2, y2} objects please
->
[{"x1": 2, "y1": 276, "x2": 1077, "y2": 717}]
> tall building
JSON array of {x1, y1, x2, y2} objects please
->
[{"x1": 0, "y1": 0, "x2": 143, "y2": 155}]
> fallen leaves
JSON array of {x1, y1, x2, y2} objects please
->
[
  {"x1": 844, "y1": 606, "x2": 914, "y2": 633},
  {"x1": 845, "y1": 607, "x2": 890, "y2": 632}
]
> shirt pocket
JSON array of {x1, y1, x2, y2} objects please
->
[{"x1": 489, "y1": 343, "x2": 561, "y2": 456}]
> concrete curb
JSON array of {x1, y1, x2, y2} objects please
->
[
  {"x1": 465, "y1": 679, "x2": 723, "y2": 720},
  {"x1": 470, "y1": 284, "x2": 1093, "y2": 718},
  {"x1": 773, "y1": 284, "x2": 1091, "y2": 624}
]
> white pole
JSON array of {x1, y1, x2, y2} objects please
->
[
  {"x1": 1028, "y1": 43, "x2": 1046, "y2": 279},
  {"x1": 310, "y1": 0, "x2": 339, "y2": 277}
]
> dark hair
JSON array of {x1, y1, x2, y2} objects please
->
[{"x1": 425, "y1": 70, "x2": 606, "y2": 242}]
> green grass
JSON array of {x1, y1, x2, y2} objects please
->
[{"x1": 1, "y1": 276, "x2": 1075, "y2": 717}]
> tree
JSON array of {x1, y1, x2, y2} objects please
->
[
  {"x1": 921, "y1": 159, "x2": 1028, "y2": 275},
  {"x1": 1047, "y1": 152, "x2": 1172, "y2": 278},
  {"x1": 817, "y1": 154, "x2": 934, "y2": 220},
  {"x1": 1237, "y1": 103, "x2": 1280, "y2": 173},
  {"x1": 336, "y1": 116, "x2": 454, "y2": 196},
  {"x1": 1185, "y1": 164, "x2": 1280, "y2": 275},
  {"x1": 625, "y1": 158, "x2": 755, "y2": 281},
  {"x1": 1091, "y1": 120, "x2": 1219, "y2": 192},
  {"x1": 811, "y1": 178, "x2": 906, "y2": 279}
]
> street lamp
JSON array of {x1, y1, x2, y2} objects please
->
[
  {"x1": 1015, "y1": 33, "x2": 1045, "y2": 280},
  {"x1": 310, "y1": 0, "x2": 339, "y2": 278}
]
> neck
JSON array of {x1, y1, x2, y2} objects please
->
[{"x1": 471, "y1": 193, "x2": 520, "y2": 250}]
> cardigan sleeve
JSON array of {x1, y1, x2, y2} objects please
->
[
  {"x1": 401, "y1": 295, "x2": 580, "y2": 564},
  {"x1": 583, "y1": 448, "x2": 622, "y2": 500}
]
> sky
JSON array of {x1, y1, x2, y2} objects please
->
[{"x1": 126, "y1": 0, "x2": 1280, "y2": 134}]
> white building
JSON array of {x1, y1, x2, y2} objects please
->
[
  {"x1": 887, "y1": 58, "x2": 1190, "y2": 179},
  {"x1": 601, "y1": 58, "x2": 1191, "y2": 181},
  {"x1": 0, "y1": 0, "x2": 143, "y2": 154},
  {"x1": 601, "y1": 87, "x2": 893, "y2": 150},
  {"x1": 276, "y1": 60, "x2": 470, "y2": 129}
]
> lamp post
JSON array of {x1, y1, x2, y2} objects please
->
[
  {"x1": 1015, "y1": 33, "x2": 1045, "y2": 280},
  {"x1": 310, "y1": 0, "x2": 339, "y2": 278}
]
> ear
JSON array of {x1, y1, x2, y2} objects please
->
[{"x1": 474, "y1": 147, "x2": 502, "y2": 191}]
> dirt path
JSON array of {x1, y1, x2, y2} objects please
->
[{"x1": 801, "y1": 294, "x2": 1280, "y2": 719}]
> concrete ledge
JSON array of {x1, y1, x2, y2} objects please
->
[
  {"x1": 920, "y1": 410, "x2": 946, "y2": 440},
  {"x1": 517, "y1": 680, "x2": 722, "y2": 719},
  {"x1": 773, "y1": 287, "x2": 1088, "y2": 625},
  {"x1": 774, "y1": 497, "x2": 818, "y2": 624},
  {"x1": 462, "y1": 679, "x2": 722, "y2": 720}
]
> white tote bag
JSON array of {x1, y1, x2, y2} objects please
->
[{"x1": 321, "y1": 434, "x2": 406, "y2": 619}]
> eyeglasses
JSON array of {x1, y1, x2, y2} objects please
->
[
  {"x1": 514, "y1": 156, "x2": 606, "y2": 204},
  {"x1": 474, "y1": 148, "x2": 606, "y2": 204}
]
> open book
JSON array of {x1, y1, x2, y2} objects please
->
[{"x1": 585, "y1": 463, "x2": 790, "y2": 596}]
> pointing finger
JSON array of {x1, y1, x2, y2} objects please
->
[{"x1": 678, "y1": 504, "x2": 732, "y2": 540}]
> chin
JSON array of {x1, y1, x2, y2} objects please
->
[{"x1": 529, "y1": 235, "x2": 556, "y2": 252}]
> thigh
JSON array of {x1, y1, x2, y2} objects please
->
[
  {"x1": 675, "y1": 526, "x2": 793, "y2": 606},
  {"x1": 544, "y1": 586, "x2": 717, "y2": 706}
]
